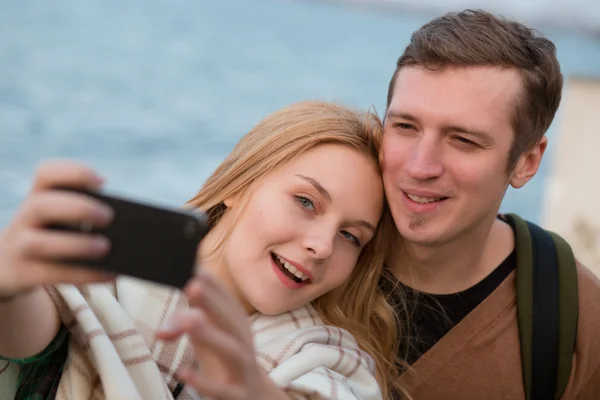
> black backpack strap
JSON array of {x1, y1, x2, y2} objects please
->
[
  {"x1": 548, "y1": 231, "x2": 578, "y2": 397},
  {"x1": 506, "y1": 213, "x2": 578, "y2": 400},
  {"x1": 526, "y1": 220, "x2": 559, "y2": 399}
]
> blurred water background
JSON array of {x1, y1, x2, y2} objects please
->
[{"x1": 1, "y1": 0, "x2": 599, "y2": 226}]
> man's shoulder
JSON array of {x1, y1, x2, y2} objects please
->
[
  {"x1": 575, "y1": 261, "x2": 600, "y2": 343},
  {"x1": 576, "y1": 261, "x2": 600, "y2": 307},
  {"x1": 573, "y1": 261, "x2": 600, "y2": 357},
  {"x1": 505, "y1": 214, "x2": 600, "y2": 296},
  {"x1": 564, "y1": 261, "x2": 600, "y2": 396}
]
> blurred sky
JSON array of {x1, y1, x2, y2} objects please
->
[
  {"x1": 0, "y1": 0, "x2": 598, "y2": 226},
  {"x1": 328, "y1": 0, "x2": 600, "y2": 35}
]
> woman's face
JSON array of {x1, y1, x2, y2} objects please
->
[{"x1": 215, "y1": 144, "x2": 384, "y2": 315}]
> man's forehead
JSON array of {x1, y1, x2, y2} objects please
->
[
  {"x1": 391, "y1": 65, "x2": 522, "y2": 95},
  {"x1": 386, "y1": 66, "x2": 522, "y2": 120}
]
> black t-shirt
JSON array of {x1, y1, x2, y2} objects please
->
[
  {"x1": 396, "y1": 250, "x2": 516, "y2": 366},
  {"x1": 381, "y1": 226, "x2": 517, "y2": 368}
]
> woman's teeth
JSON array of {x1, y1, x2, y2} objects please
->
[
  {"x1": 407, "y1": 193, "x2": 443, "y2": 204},
  {"x1": 276, "y1": 255, "x2": 309, "y2": 281}
]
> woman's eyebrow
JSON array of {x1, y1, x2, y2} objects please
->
[{"x1": 295, "y1": 174, "x2": 331, "y2": 202}]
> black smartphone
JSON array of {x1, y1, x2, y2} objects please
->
[{"x1": 49, "y1": 187, "x2": 209, "y2": 289}]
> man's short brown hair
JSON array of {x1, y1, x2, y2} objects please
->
[{"x1": 387, "y1": 9, "x2": 563, "y2": 171}]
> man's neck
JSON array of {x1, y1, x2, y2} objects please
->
[{"x1": 391, "y1": 216, "x2": 515, "y2": 295}]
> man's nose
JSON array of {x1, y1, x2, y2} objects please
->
[{"x1": 406, "y1": 134, "x2": 444, "y2": 181}]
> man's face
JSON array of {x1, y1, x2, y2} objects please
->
[{"x1": 382, "y1": 65, "x2": 530, "y2": 246}]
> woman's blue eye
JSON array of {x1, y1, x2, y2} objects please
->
[
  {"x1": 341, "y1": 230, "x2": 361, "y2": 247},
  {"x1": 295, "y1": 195, "x2": 315, "y2": 211},
  {"x1": 294, "y1": 195, "x2": 361, "y2": 246}
]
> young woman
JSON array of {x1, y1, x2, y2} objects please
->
[{"x1": 0, "y1": 101, "x2": 401, "y2": 400}]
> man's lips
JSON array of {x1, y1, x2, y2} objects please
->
[{"x1": 402, "y1": 189, "x2": 449, "y2": 204}]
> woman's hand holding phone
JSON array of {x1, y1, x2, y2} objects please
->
[
  {"x1": 0, "y1": 160, "x2": 117, "y2": 359},
  {"x1": 0, "y1": 160, "x2": 115, "y2": 300}
]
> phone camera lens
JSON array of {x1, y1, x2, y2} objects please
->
[{"x1": 184, "y1": 221, "x2": 197, "y2": 238}]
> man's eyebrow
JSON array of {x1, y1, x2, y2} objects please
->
[
  {"x1": 295, "y1": 174, "x2": 331, "y2": 202},
  {"x1": 385, "y1": 110, "x2": 417, "y2": 121},
  {"x1": 387, "y1": 110, "x2": 494, "y2": 143},
  {"x1": 295, "y1": 174, "x2": 377, "y2": 232}
]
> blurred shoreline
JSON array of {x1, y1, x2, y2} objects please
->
[
  {"x1": 543, "y1": 76, "x2": 600, "y2": 273},
  {"x1": 297, "y1": 0, "x2": 600, "y2": 38}
]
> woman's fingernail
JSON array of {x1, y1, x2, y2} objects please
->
[
  {"x1": 94, "y1": 206, "x2": 114, "y2": 223},
  {"x1": 159, "y1": 320, "x2": 178, "y2": 333},
  {"x1": 90, "y1": 237, "x2": 110, "y2": 254},
  {"x1": 91, "y1": 174, "x2": 105, "y2": 186}
]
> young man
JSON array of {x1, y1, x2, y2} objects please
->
[{"x1": 382, "y1": 9, "x2": 600, "y2": 399}]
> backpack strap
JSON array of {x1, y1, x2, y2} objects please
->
[
  {"x1": 548, "y1": 231, "x2": 578, "y2": 397},
  {"x1": 505, "y1": 213, "x2": 578, "y2": 400}
]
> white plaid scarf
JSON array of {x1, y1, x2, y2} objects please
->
[{"x1": 1, "y1": 277, "x2": 382, "y2": 400}]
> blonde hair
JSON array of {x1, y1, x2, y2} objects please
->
[{"x1": 186, "y1": 101, "x2": 403, "y2": 398}]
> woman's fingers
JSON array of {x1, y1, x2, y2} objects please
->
[
  {"x1": 0, "y1": 160, "x2": 114, "y2": 295},
  {"x1": 19, "y1": 191, "x2": 113, "y2": 229},
  {"x1": 184, "y1": 274, "x2": 250, "y2": 343},
  {"x1": 186, "y1": 311, "x2": 250, "y2": 373},
  {"x1": 155, "y1": 311, "x2": 190, "y2": 340},
  {"x1": 156, "y1": 305, "x2": 268, "y2": 400},
  {"x1": 31, "y1": 160, "x2": 105, "y2": 192},
  {"x1": 159, "y1": 308, "x2": 252, "y2": 373},
  {"x1": 157, "y1": 308, "x2": 251, "y2": 400},
  {"x1": 177, "y1": 366, "x2": 243, "y2": 400},
  {"x1": 1, "y1": 260, "x2": 115, "y2": 293},
  {"x1": 28, "y1": 262, "x2": 116, "y2": 286},
  {"x1": 19, "y1": 229, "x2": 110, "y2": 261}
]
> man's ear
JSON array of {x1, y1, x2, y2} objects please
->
[{"x1": 510, "y1": 136, "x2": 548, "y2": 189}]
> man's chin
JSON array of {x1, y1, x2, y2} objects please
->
[{"x1": 397, "y1": 216, "x2": 448, "y2": 247}]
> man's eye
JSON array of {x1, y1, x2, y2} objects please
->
[
  {"x1": 454, "y1": 136, "x2": 478, "y2": 146},
  {"x1": 393, "y1": 123, "x2": 414, "y2": 130}
]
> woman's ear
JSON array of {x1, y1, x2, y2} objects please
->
[
  {"x1": 223, "y1": 195, "x2": 237, "y2": 208},
  {"x1": 224, "y1": 186, "x2": 253, "y2": 210}
]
